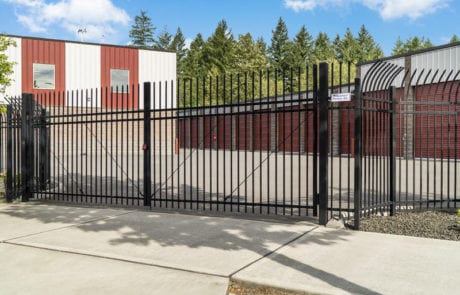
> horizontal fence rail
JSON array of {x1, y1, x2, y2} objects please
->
[{"x1": 1, "y1": 61, "x2": 458, "y2": 229}]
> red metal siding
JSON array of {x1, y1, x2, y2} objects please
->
[
  {"x1": 21, "y1": 38, "x2": 66, "y2": 105},
  {"x1": 278, "y1": 106, "x2": 301, "y2": 152},
  {"x1": 217, "y1": 116, "x2": 232, "y2": 150},
  {"x1": 184, "y1": 118, "x2": 199, "y2": 148},
  {"x1": 101, "y1": 46, "x2": 139, "y2": 108},
  {"x1": 350, "y1": 89, "x2": 405, "y2": 157},
  {"x1": 340, "y1": 102, "x2": 355, "y2": 155},
  {"x1": 236, "y1": 114, "x2": 250, "y2": 150},
  {"x1": 253, "y1": 112, "x2": 271, "y2": 151},
  {"x1": 304, "y1": 109, "x2": 317, "y2": 153},
  {"x1": 415, "y1": 82, "x2": 460, "y2": 159},
  {"x1": 203, "y1": 117, "x2": 215, "y2": 149}
]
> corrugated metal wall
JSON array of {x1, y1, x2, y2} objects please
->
[
  {"x1": 101, "y1": 45, "x2": 139, "y2": 108},
  {"x1": 411, "y1": 46, "x2": 460, "y2": 84},
  {"x1": 21, "y1": 38, "x2": 66, "y2": 105},
  {"x1": 138, "y1": 50, "x2": 177, "y2": 110},
  {"x1": 2, "y1": 37, "x2": 22, "y2": 100},
  {"x1": 65, "y1": 42, "x2": 101, "y2": 107}
]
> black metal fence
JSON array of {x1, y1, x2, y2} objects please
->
[{"x1": 2, "y1": 61, "x2": 459, "y2": 229}]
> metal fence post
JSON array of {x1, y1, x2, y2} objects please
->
[
  {"x1": 318, "y1": 62, "x2": 329, "y2": 225},
  {"x1": 6, "y1": 105, "x2": 13, "y2": 202},
  {"x1": 389, "y1": 86, "x2": 396, "y2": 216},
  {"x1": 312, "y1": 65, "x2": 319, "y2": 217},
  {"x1": 143, "y1": 82, "x2": 152, "y2": 207},
  {"x1": 354, "y1": 78, "x2": 363, "y2": 230},
  {"x1": 21, "y1": 93, "x2": 34, "y2": 202},
  {"x1": 38, "y1": 108, "x2": 48, "y2": 190}
]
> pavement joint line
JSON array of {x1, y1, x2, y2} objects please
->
[
  {"x1": 228, "y1": 225, "x2": 321, "y2": 278},
  {"x1": 3, "y1": 210, "x2": 135, "y2": 243},
  {"x1": 3, "y1": 241, "x2": 229, "y2": 279}
]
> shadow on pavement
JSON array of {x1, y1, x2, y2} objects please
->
[{"x1": 0, "y1": 194, "x2": 380, "y2": 294}]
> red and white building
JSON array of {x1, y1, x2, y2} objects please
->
[{"x1": 1, "y1": 35, "x2": 176, "y2": 109}]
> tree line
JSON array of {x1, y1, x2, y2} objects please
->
[{"x1": 129, "y1": 11, "x2": 459, "y2": 81}]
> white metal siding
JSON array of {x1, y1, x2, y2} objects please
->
[
  {"x1": 138, "y1": 50, "x2": 177, "y2": 109},
  {"x1": 65, "y1": 42, "x2": 101, "y2": 107},
  {"x1": 2, "y1": 37, "x2": 22, "y2": 101},
  {"x1": 411, "y1": 45, "x2": 460, "y2": 84},
  {"x1": 360, "y1": 57, "x2": 405, "y2": 91}
]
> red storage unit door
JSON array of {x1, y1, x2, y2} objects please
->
[
  {"x1": 415, "y1": 82, "x2": 460, "y2": 159},
  {"x1": 236, "y1": 114, "x2": 250, "y2": 150},
  {"x1": 253, "y1": 112, "x2": 271, "y2": 151},
  {"x1": 216, "y1": 115, "x2": 232, "y2": 150},
  {"x1": 303, "y1": 108, "x2": 317, "y2": 153},
  {"x1": 278, "y1": 106, "x2": 302, "y2": 152},
  {"x1": 340, "y1": 101, "x2": 355, "y2": 155}
]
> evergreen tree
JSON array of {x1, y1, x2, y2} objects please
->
[
  {"x1": 0, "y1": 35, "x2": 16, "y2": 94},
  {"x1": 313, "y1": 32, "x2": 334, "y2": 62},
  {"x1": 171, "y1": 28, "x2": 187, "y2": 76},
  {"x1": 392, "y1": 37, "x2": 405, "y2": 55},
  {"x1": 234, "y1": 33, "x2": 267, "y2": 73},
  {"x1": 203, "y1": 20, "x2": 235, "y2": 75},
  {"x1": 392, "y1": 36, "x2": 433, "y2": 55},
  {"x1": 129, "y1": 10, "x2": 155, "y2": 48},
  {"x1": 268, "y1": 17, "x2": 290, "y2": 72},
  {"x1": 290, "y1": 25, "x2": 313, "y2": 69},
  {"x1": 333, "y1": 28, "x2": 359, "y2": 63},
  {"x1": 255, "y1": 37, "x2": 267, "y2": 57},
  {"x1": 182, "y1": 34, "x2": 206, "y2": 78},
  {"x1": 450, "y1": 34, "x2": 460, "y2": 43},
  {"x1": 356, "y1": 25, "x2": 383, "y2": 62},
  {"x1": 154, "y1": 28, "x2": 173, "y2": 50}
]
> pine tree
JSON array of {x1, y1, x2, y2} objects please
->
[
  {"x1": 129, "y1": 10, "x2": 155, "y2": 48},
  {"x1": 203, "y1": 20, "x2": 235, "y2": 75},
  {"x1": 392, "y1": 37, "x2": 405, "y2": 55},
  {"x1": 154, "y1": 28, "x2": 173, "y2": 50},
  {"x1": 449, "y1": 34, "x2": 459, "y2": 43},
  {"x1": 171, "y1": 28, "x2": 187, "y2": 76},
  {"x1": 268, "y1": 17, "x2": 290, "y2": 72},
  {"x1": 392, "y1": 36, "x2": 433, "y2": 55},
  {"x1": 234, "y1": 33, "x2": 267, "y2": 73},
  {"x1": 356, "y1": 25, "x2": 383, "y2": 63},
  {"x1": 182, "y1": 34, "x2": 206, "y2": 78},
  {"x1": 313, "y1": 32, "x2": 334, "y2": 62},
  {"x1": 290, "y1": 25, "x2": 313, "y2": 69},
  {"x1": 256, "y1": 37, "x2": 267, "y2": 57},
  {"x1": 333, "y1": 28, "x2": 359, "y2": 64}
]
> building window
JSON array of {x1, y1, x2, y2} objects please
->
[
  {"x1": 110, "y1": 69, "x2": 129, "y2": 93},
  {"x1": 33, "y1": 63, "x2": 55, "y2": 89}
]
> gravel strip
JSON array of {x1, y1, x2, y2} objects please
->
[
  {"x1": 227, "y1": 281, "x2": 306, "y2": 295},
  {"x1": 359, "y1": 210, "x2": 460, "y2": 241}
]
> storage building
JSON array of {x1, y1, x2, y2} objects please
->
[{"x1": 1, "y1": 35, "x2": 176, "y2": 109}]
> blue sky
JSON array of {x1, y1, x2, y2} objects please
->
[{"x1": 0, "y1": 0, "x2": 458, "y2": 55}]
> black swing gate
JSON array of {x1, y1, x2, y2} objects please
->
[{"x1": 3, "y1": 62, "x2": 459, "y2": 229}]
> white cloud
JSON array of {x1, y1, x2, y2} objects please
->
[
  {"x1": 361, "y1": 0, "x2": 449, "y2": 20},
  {"x1": 284, "y1": 0, "x2": 347, "y2": 12},
  {"x1": 284, "y1": 0, "x2": 450, "y2": 20},
  {"x1": 3, "y1": 0, "x2": 130, "y2": 42}
]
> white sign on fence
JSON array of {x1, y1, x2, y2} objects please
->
[{"x1": 331, "y1": 93, "x2": 352, "y2": 102}]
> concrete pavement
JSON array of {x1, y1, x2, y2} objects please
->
[{"x1": 0, "y1": 202, "x2": 459, "y2": 295}]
